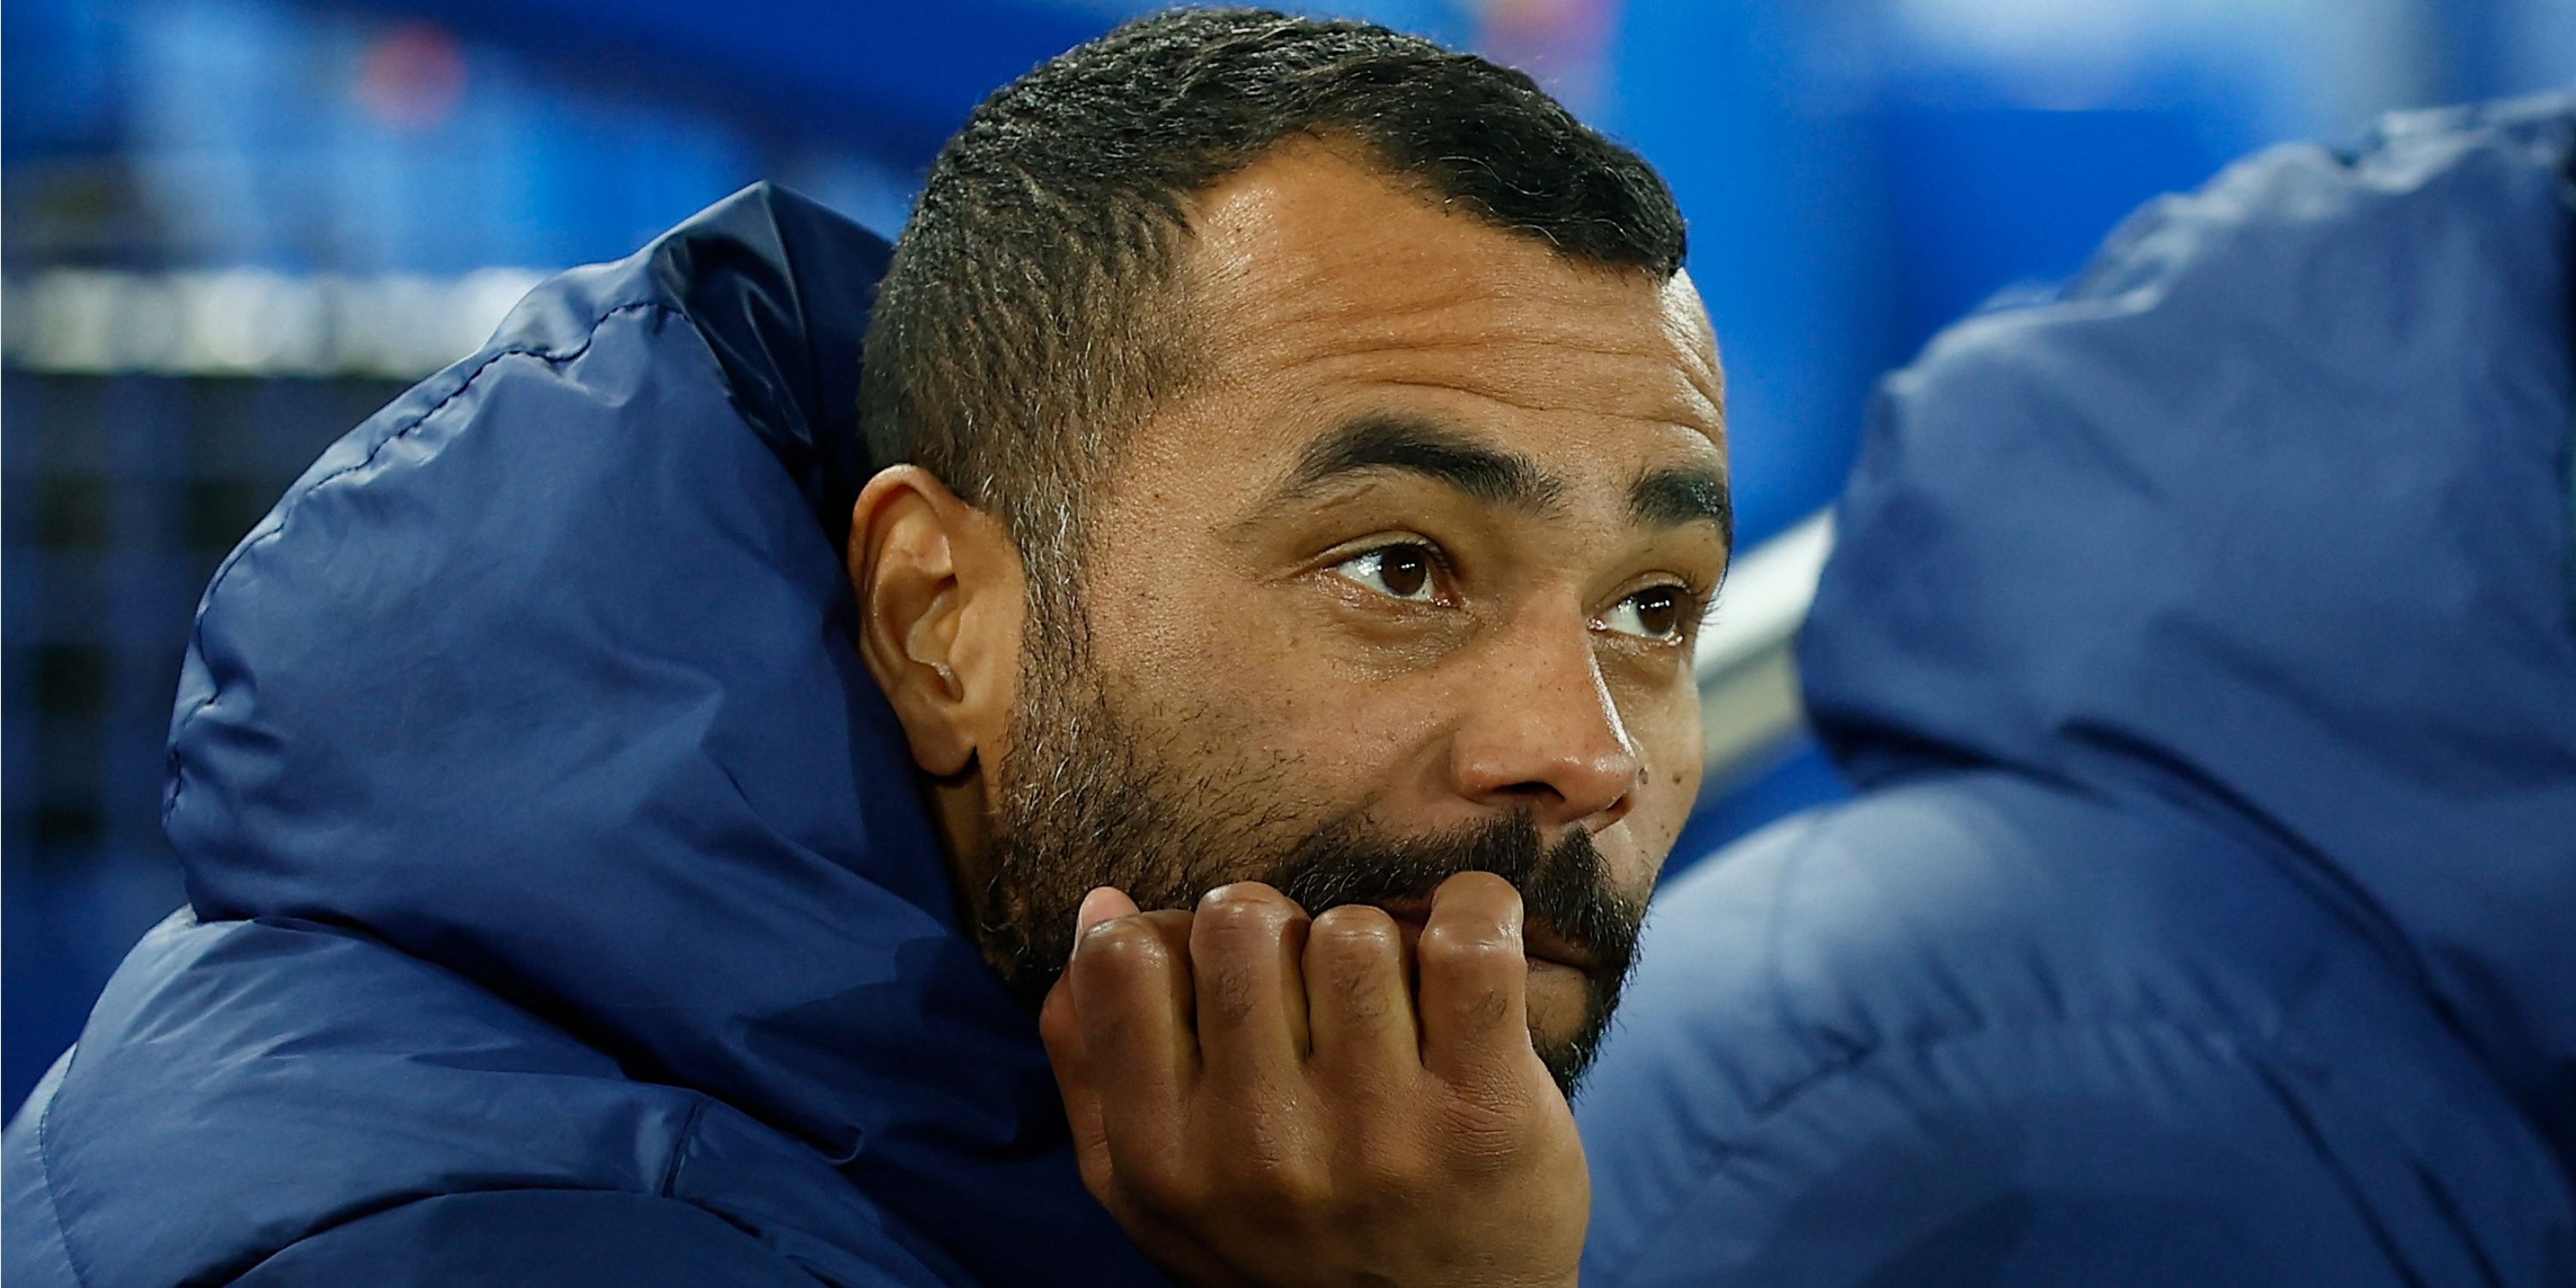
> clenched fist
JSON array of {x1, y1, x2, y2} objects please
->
[{"x1": 1037, "y1": 872, "x2": 1587, "y2": 1288}]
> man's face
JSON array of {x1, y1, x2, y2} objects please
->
[{"x1": 976, "y1": 142, "x2": 1727, "y2": 1093}]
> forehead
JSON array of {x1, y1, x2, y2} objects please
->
[{"x1": 1165, "y1": 141, "x2": 1725, "y2": 471}]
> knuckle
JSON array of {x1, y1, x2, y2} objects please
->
[
  {"x1": 1201, "y1": 880, "x2": 1291, "y2": 911},
  {"x1": 1416, "y1": 921, "x2": 1516, "y2": 973},
  {"x1": 1196, "y1": 884, "x2": 1295, "y2": 940},
  {"x1": 1078, "y1": 920, "x2": 1171, "y2": 980},
  {"x1": 1439, "y1": 870, "x2": 1520, "y2": 906},
  {"x1": 1309, "y1": 908, "x2": 1402, "y2": 1000},
  {"x1": 1352, "y1": 1140, "x2": 1435, "y2": 1194},
  {"x1": 1269, "y1": 1161, "x2": 1332, "y2": 1209},
  {"x1": 1310, "y1": 904, "x2": 1400, "y2": 951},
  {"x1": 1445, "y1": 980, "x2": 1515, "y2": 1032},
  {"x1": 1231, "y1": 1136, "x2": 1329, "y2": 1207},
  {"x1": 1329, "y1": 963, "x2": 1392, "y2": 1021},
  {"x1": 1200, "y1": 960, "x2": 1261, "y2": 1024},
  {"x1": 1115, "y1": 1148, "x2": 1202, "y2": 1218}
]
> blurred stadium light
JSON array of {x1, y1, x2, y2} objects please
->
[
  {"x1": 1697, "y1": 511, "x2": 1835, "y2": 787},
  {"x1": 3, "y1": 268, "x2": 550, "y2": 378}
]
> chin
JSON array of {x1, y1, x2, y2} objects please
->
[{"x1": 1522, "y1": 964, "x2": 1593, "y2": 1041}]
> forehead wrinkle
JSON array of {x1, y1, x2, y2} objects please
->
[
  {"x1": 1360, "y1": 374, "x2": 1721, "y2": 440},
  {"x1": 1184, "y1": 143, "x2": 1722, "y2": 416},
  {"x1": 1248, "y1": 278, "x2": 1719, "y2": 420},
  {"x1": 1248, "y1": 282, "x2": 1686, "y2": 361},
  {"x1": 1247, "y1": 319, "x2": 1722, "y2": 431},
  {"x1": 1291, "y1": 328, "x2": 1698, "y2": 368},
  {"x1": 1184, "y1": 191, "x2": 1724, "y2": 447},
  {"x1": 1209, "y1": 245, "x2": 1685, "y2": 350}
]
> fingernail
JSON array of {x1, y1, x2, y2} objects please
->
[
  {"x1": 1077, "y1": 887, "x2": 1126, "y2": 930},
  {"x1": 1072, "y1": 888, "x2": 1118, "y2": 963}
]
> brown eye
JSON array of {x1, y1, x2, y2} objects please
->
[
  {"x1": 1378, "y1": 545, "x2": 1431, "y2": 598},
  {"x1": 1634, "y1": 588, "x2": 1681, "y2": 636},
  {"x1": 1601, "y1": 585, "x2": 1693, "y2": 641},
  {"x1": 1334, "y1": 543, "x2": 1443, "y2": 603}
]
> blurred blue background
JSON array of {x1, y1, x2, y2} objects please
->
[{"x1": 5, "y1": 0, "x2": 2569, "y2": 1117}]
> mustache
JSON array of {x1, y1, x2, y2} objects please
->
[{"x1": 1259, "y1": 811, "x2": 1644, "y2": 979}]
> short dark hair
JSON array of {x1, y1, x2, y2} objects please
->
[{"x1": 860, "y1": 7, "x2": 1687, "y2": 586}]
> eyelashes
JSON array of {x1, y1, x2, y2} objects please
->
[
  {"x1": 1328, "y1": 539, "x2": 1705, "y2": 645},
  {"x1": 1334, "y1": 542, "x2": 1448, "y2": 603}
]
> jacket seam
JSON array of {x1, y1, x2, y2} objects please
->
[
  {"x1": 33, "y1": 1061, "x2": 98, "y2": 1288},
  {"x1": 2233, "y1": 1051, "x2": 2439, "y2": 1288},
  {"x1": 165, "y1": 299, "x2": 683, "y2": 814},
  {"x1": 659, "y1": 1098, "x2": 712, "y2": 1199}
]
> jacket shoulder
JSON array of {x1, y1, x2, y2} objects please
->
[
  {"x1": 11, "y1": 914, "x2": 946, "y2": 1288},
  {"x1": 1578, "y1": 774, "x2": 2575, "y2": 1286}
]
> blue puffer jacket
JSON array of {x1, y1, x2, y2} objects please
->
[
  {"x1": 1578, "y1": 95, "x2": 2576, "y2": 1285},
  {"x1": 2, "y1": 185, "x2": 1174, "y2": 1287}
]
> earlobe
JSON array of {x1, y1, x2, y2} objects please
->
[{"x1": 847, "y1": 466, "x2": 1023, "y2": 779}]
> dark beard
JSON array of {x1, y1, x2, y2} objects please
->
[{"x1": 972, "y1": 635, "x2": 1646, "y2": 1097}]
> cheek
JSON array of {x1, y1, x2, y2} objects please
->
[
  {"x1": 1612, "y1": 674, "x2": 1705, "y2": 878},
  {"x1": 1085, "y1": 573, "x2": 1448, "y2": 811}
]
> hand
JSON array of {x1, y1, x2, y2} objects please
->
[{"x1": 1037, "y1": 873, "x2": 1587, "y2": 1288}]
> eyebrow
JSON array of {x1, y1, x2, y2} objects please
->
[
  {"x1": 1277, "y1": 415, "x2": 1567, "y2": 514},
  {"x1": 1631, "y1": 465, "x2": 1735, "y2": 552}
]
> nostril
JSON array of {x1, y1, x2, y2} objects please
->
[{"x1": 1485, "y1": 771, "x2": 1634, "y2": 833}]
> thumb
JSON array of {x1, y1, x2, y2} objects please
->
[
  {"x1": 1045, "y1": 885, "x2": 1142, "y2": 1203},
  {"x1": 1076, "y1": 885, "x2": 1142, "y2": 937}
]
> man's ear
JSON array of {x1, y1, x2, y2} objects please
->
[{"x1": 847, "y1": 465, "x2": 1025, "y2": 778}]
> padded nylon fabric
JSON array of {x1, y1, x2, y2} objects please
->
[
  {"x1": 1, "y1": 184, "x2": 1171, "y2": 1287},
  {"x1": 1580, "y1": 96, "x2": 2576, "y2": 1286}
]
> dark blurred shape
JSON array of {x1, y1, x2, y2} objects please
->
[
  {"x1": 2, "y1": 371, "x2": 406, "y2": 1112},
  {"x1": 1473, "y1": 0, "x2": 1622, "y2": 117},
  {"x1": 355, "y1": 21, "x2": 469, "y2": 132},
  {"x1": 1584, "y1": 94, "x2": 2576, "y2": 1285}
]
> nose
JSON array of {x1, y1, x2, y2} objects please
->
[{"x1": 1448, "y1": 616, "x2": 1642, "y2": 835}]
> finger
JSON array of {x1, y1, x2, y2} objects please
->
[
  {"x1": 1043, "y1": 978, "x2": 1237, "y2": 1287},
  {"x1": 1414, "y1": 872, "x2": 1537, "y2": 1085},
  {"x1": 1302, "y1": 902, "x2": 1418, "y2": 1083},
  {"x1": 1067, "y1": 908, "x2": 1200, "y2": 1169},
  {"x1": 1188, "y1": 884, "x2": 1311, "y2": 1093},
  {"x1": 1037, "y1": 975, "x2": 1118, "y2": 1202}
]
